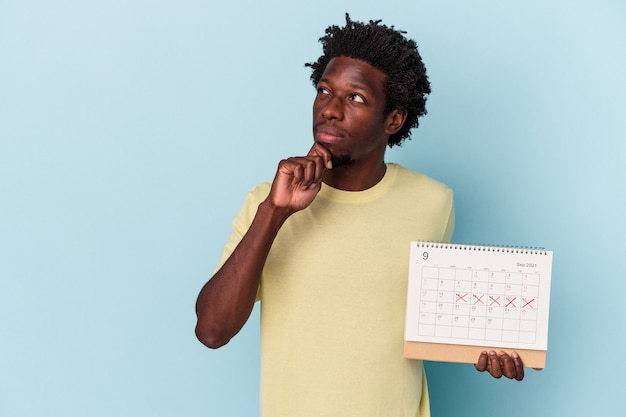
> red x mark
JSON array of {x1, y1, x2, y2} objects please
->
[
  {"x1": 473, "y1": 294, "x2": 484, "y2": 305},
  {"x1": 456, "y1": 293, "x2": 468, "y2": 303},
  {"x1": 489, "y1": 295, "x2": 501, "y2": 306},
  {"x1": 522, "y1": 298, "x2": 535, "y2": 308},
  {"x1": 506, "y1": 297, "x2": 517, "y2": 307}
]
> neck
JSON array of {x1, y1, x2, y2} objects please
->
[{"x1": 323, "y1": 161, "x2": 387, "y2": 191}]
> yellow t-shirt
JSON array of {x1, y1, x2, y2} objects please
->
[{"x1": 219, "y1": 163, "x2": 454, "y2": 417}]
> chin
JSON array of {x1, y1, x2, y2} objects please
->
[{"x1": 331, "y1": 154, "x2": 354, "y2": 168}]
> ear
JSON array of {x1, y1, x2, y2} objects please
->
[{"x1": 384, "y1": 109, "x2": 407, "y2": 135}]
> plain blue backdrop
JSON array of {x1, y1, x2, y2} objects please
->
[{"x1": 1, "y1": 0, "x2": 625, "y2": 416}]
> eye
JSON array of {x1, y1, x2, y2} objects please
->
[
  {"x1": 317, "y1": 87, "x2": 330, "y2": 95},
  {"x1": 349, "y1": 93, "x2": 365, "y2": 103}
]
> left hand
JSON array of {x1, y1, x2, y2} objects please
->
[{"x1": 475, "y1": 350, "x2": 524, "y2": 381}]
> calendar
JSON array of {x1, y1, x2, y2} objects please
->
[{"x1": 404, "y1": 242, "x2": 553, "y2": 368}]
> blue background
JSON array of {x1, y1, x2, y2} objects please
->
[{"x1": 1, "y1": 0, "x2": 625, "y2": 416}]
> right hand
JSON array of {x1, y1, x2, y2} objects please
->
[{"x1": 267, "y1": 142, "x2": 333, "y2": 214}]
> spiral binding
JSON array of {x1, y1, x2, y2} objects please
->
[{"x1": 414, "y1": 241, "x2": 549, "y2": 255}]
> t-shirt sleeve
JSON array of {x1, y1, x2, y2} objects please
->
[
  {"x1": 442, "y1": 201, "x2": 455, "y2": 243},
  {"x1": 214, "y1": 182, "x2": 272, "y2": 272}
]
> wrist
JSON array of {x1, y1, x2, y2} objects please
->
[{"x1": 258, "y1": 198, "x2": 294, "y2": 225}]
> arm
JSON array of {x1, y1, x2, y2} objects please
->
[{"x1": 195, "y1": 144, "x2": 332, "y2": 349}]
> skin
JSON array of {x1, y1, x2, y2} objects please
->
[
  {"x1": 475, "y1": 350, "x2": 525, "y2": 381},
  {"x1": 310, "y1": 56, "x2": 406, "y2": 191},
  {"x1": 195, "y1": 56, "x2": 526, "y2": 381}
]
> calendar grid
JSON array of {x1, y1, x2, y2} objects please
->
[{"x1": 416, "y1": 266, "x2": 541, "y2": 344}]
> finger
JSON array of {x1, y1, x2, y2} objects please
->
[
  {"x1": 488, "y1": 350, "x2": 503, "y2": 378},
  {"x1": 511, "y1": 351, "x2": 525, "y2": 381},
  {"x1": 498, "y1": 351, "x2": 516, "y2": 379},
  {"x1": 305, "y1": 144, "x2": 331, "y2": 183},
  {"x1": 278, "y1": 159, "x2": 304, "y2": 183},
  {"x1": 300, "y1": 158, "x2": 321, "y2": 189},
  {"x1": 276, "y1": 161, "x2": 312, "y2": 196},
  {"x1": 474, "y1": 351, "x2": 489, "y2": 372},
  {"x1": 284, "y1": 158, "x2": 313, "y2": 189},
  {"x1": 307, "y1": 142, "x2": 333, "y2": 170}
]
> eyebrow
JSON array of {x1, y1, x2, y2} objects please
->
[{"x1": 318, "y1": 78, "x2": 374, "y2": 93}]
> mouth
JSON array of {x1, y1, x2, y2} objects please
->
[{"x1": 314, "y1": 125, "x2": 346, "y2": 144}]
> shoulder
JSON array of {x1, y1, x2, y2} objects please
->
[
  {"x1": 385, "y1": 163, "x2": 455, "y2": 241},
  {"x1": 389, "y1": 163, "x2": 453, "y2": 198},
  {"x1": 245, "y1": 181, "x2": 272, "y2": 204},
  {"x1": 230, "y1": 182, "x2": 272, "y2": 228}
]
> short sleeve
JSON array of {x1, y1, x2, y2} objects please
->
[{"x1": 214, "y1": 182, "x2": 272, "y2": 271}]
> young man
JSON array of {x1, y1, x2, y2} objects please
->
[{"x1": 196, "y1": 14, "x2": 525, "y2": 417}]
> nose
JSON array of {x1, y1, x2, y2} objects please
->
[{"x1": 321, "y1": 96, "x2": 343, "y2": 120}]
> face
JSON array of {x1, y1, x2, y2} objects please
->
[{"x1": 312, "y1": 56, "x2": 405, "y2": 168}]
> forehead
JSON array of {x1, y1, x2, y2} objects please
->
[{"x1": 320, "y1": 56, "x2": 387, "y2": 93}]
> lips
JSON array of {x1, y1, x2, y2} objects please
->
[{"x1": 314, "y1": 125, "x2": 346, "y2": 144}]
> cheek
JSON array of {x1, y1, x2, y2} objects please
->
[
  {"x1": 313, "y1": 94, "x2": 331, "y2": 110},
  {"x1": 355, "y1": 111, "x2": 386, "y2": 134},
  {"x1": 313, "y1": 101, "x2": 324, "y2": 114}
]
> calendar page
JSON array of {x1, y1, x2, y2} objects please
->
[{"x1": 404, "y1": 242, "x2": 553, "y2": 368}]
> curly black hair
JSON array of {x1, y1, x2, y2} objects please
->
[{"x1": 306, "y1": 13, "x2": 431, "y2": 147}]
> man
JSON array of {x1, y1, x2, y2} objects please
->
[{"x1": 195, "y1": 14, "x2": 525, "y2": 417}]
